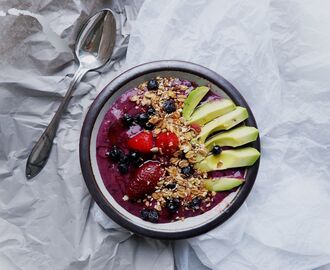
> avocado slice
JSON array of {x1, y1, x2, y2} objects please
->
[
  {"x1": 205, "y1": 126, "x2": 259, "y2": 150},
  {"x1": 195, "y1": 147, "x2": 260, "y2": 172},
  {"x1": 196, "y1": 107, "x2": 248, "y2": 143},
  {"x1": 188, "y1": 99, "x2": 236, "y2": 125},
  {"x1": 182, "y1": 86, "x2": 209, "y2": 120},
  {"x1": 204, "y1": 177, "x2": 244, "y2": 191}
]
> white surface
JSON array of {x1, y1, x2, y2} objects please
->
[{"x1": 1, "y1": 0, "x2": 330, "y2": 269}]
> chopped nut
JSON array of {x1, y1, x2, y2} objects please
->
[
  {"x1": 130, "y1": 95, "x2": 139, "y2": 102},
  {"x1": 197, "y1": 148, "x2": 208, "y2": 157},
  {"x1": 172, "y1": 111, "x2": 181, "y2": 119},
  {"x1": 178, "y1": 159, "x2": 189, "y2": 168},
  {"x1": 149, "y1": 116, "x2": 160, "y2": 125},
  {"x1": 151, "y1": 147, "x2": 159, "y2": 153},
  {"x1": 170, "y1": 157, "x2": 179, "y2": 165},
  {"x1": 141, "y1": 98, "x2": 151, "y2": 106},
  {"x1": 154, "y1": 204, "x2": 162, "y2": 211},
  {"x1": 154, "y1": 128, "x2": 162, "y2": 135},
  {"x1": 122, "y1": 195, "x2": 129, "y2": 201},
  {"x1": 185, "y1": 151, "x2": 195, "y2": 158},
  {"x1": 181, "y1": 142, "x2": 192, "y2": 153},
  {"x1": 188, "y1": 157, "x2": 198, "y2": 163},
  {"x1": 168, "y1": 90, "x2": 176, "y2": 98}
]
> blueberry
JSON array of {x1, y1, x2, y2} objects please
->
[
  {"x1": 148, "y1": 209, "x2": 159, "y2": 223},
  {"x1": 163, "y1": 99, "x2": 176, "y2": 114},
  {"x1": 147, "y1": 79, "x2": 159, "y2": 90},
  {"x1": 129, "y1": 151, "x2": 140, "y2": 161},
  {"x1": 107, "y1": 146, "x2": 123, "y2": 162},
  {"x1": 118, "y1": 163, "x2": 129, "y2": 174},
  {"x1": 166, "y1": 198, "x2": 181, "y2": 213},
  {"x1": 189, "y1": 197, "x2": 202, "y2": 210},
  {"x1": 129, "y1": 152, "x2": 144, "y2": 167},
  {"x1": 132, "y1": 157, "x2": 144, "y2": 168},
  {"x1": 141, "y1": 209, "x2": 150, "y2": 221},
  {"x1": 166, "y1": 183, "x2": 177, "y2": 190},
  {"x1": 135, "y1": 113, "x2": 149, "y2": 125},
  {"x1": 147, "y1": 107, "x2": 156, "y2": 115},
  {"x1": 120, "y1": 155, "x2": 130, "y2": 164},
  {"x1": 122, "y1": 113, "x2": 134, "y2": 127},
  {"x1": 181, "y1": 165, "x2": 193, "y2": 177},
  {"x1": 212, "y1": 145, "x2": 222, "y2": 155},
  {"x1": 179, "y1": 151, "x2": 186, "y2": 159},
  {"x1": 144, "y1": 122, "x2": 155, "y2": 130}
]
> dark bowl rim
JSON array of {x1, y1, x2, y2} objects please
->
[{"x1": 79, "y1": 60, "x2": 261, "y2": 240}]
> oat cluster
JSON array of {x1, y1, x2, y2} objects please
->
[{"x1": 129, "y1": 77, "x2": 215, "y2": 214}]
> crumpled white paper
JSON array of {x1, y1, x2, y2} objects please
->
[
  {"x1": 96, "y1": 0, "x2": 330, "y2": 269},
  {"x1": 1, "y1": 0, "x2": 330, "y2": 269}
]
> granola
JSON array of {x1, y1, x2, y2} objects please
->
[{"x1": 129, "y1": 77, "x2": 213, "y2": 215}]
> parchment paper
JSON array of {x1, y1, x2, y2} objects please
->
[{"x1": 1, "y1": 0, "x2": 330, "y2": 269}]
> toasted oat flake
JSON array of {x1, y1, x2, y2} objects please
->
[{"x1": 178, "y1": 159, "x2": 189, "y2": 168}]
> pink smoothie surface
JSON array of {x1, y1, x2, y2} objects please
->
[{"x1": 96, "y1": 85, "x2": 245, "y2": 223}]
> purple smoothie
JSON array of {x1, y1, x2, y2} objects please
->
[{"x1": 96, "y1": 87, "x2": 245, "y2": 223}]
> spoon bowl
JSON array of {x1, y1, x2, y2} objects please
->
[{"x1": 76, "y1": 9, "x2": 116, "y2": 69}]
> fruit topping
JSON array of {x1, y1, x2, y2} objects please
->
[
  {"x1": 119, "y1": 155, "x2": 130, "y2": 164},
  {"x1": 147, "y1": 209, "x2": 159, "y2": 223},
  {"x1": 166, "y1": 198, "x2": 181, "y2": 213},
  {"x1": 144, "y1": 122, "x2": 155, "y2": 130},
  {"x1": 140, "y1": 208, "x2": 159, "y2": 223},
  {"x1": 163, "y1": 99, "x2": 176, "y2": 114},
  {"x1": 166, "y1": 183, "x2": 177, "y2": 190},
  {"x1": 107, "y1": 145, "x2": 123, "y2": 162},
  {"x1": 126, "y1": 161, "x2": 165, "y2": 199},
  {"x1": 181, "y1": 165, "x2": 193, "y2": 178},
  {"x1": 155, "y1": 131, "x2": 179, "y2": 155},
  {"x1": 122, "y1": 113, "x2": 134, "y2": 127},
  {"x1": 188, "y1": 99, "x2": 236, "y2": 125},
  {"x1": 128, "y1": 151, "x2": 144, "y2": 167},
  {"x1": 147, "y1": 79, "x2": 159, "y2": 90},
  {"x1": 195, "y1": 147, "x2": 261, "y2": 172},
  {"x1": 128, "y1": 151, "x2": 139, "y2": 161},
  {"x1": 205, "y1": 126, "x2": 259, "y2": 149},
  {"x1": 127, "y1": 131, "x2": 153, "y2": 154},
  {"x1": 118, "y1": 163, "x2": 129, "y2": 174},
  {"x1": 135, "y1": 113, "x2": 149, "y2": 125},
  {"x1": 190, "y1": 123, "x2": 201, "y2": 134},
  {"x1": 211, "y1": 145, "x2": 222, "y2": 155},
  {"x1": 197, "y1": 107, "x2": 249, "y2": 143},
  {"x1": 188, "y1": 197, "x2": 202, "y2": 210},
  {"x1": 204, "y1": 177, "x2": 244, "y2": 191},
  {"x1": 147, "y1": 107, "x2": 156, "y2": 115},
  {"x1": 141, "y1": 209, "x2": 150, "y2": 220},
  {"x1": 182, "y1": 86, "x2": 209, "y2": 120}
]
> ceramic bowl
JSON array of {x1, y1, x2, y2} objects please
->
[{"x1": 79, "y1": 60, "x2": 260, "y2": 239}]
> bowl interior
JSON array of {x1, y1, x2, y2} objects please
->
[{"x1": 89, "y1": 70, "x2": 245, "y2": 234}]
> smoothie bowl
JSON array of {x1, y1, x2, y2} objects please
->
[{"x1": 80, "y1": 61, "x2": 260, "y2": 239}]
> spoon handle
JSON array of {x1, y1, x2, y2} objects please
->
[{"x1": 26, "y1": 66, "x2": 88, "y2": 179}]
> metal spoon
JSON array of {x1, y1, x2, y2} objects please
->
[{"x1": 26, "y1": 9, "x2": 116, "y2": 179}]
